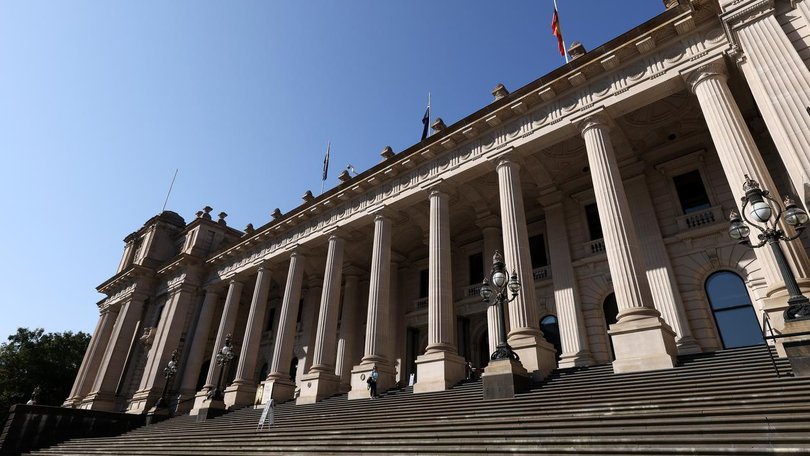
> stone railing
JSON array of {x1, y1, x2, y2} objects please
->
[
  {"x1": 464, "y1": 284, "x2": 482, "y2": 298},
  {"x1": 532, "y1": 266, "x2": 551, "y2": 281},
  {"x1": 676, "y1": 205, "x2": 723, "y2": 231},
  {"x1": 412, "y1": 297, "x2": 428, "y2": 311},
  {"x1": 584, "y1": 239, "x2": 606, "y2": 256}
]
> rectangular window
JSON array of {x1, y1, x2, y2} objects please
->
[
  {"x1": 673, "y1": 170, "x2": 711, "y2": 214},
  {"x1": 419, "y1": 269, "x2": 429, "y2": 299},
  {"x1": 469, "y1": 253, "x2": 484, "y2": 285},
  {"x1": 529, "y1": 234, "x2": 548, "y2": 268},
  {"x1": 585, "y1": 203, "x2": 603, "y2": 241}
]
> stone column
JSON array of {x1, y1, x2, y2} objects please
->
[
  {"x1": 496, "y1": 156, "x2": 557, "y2": 380},
  {"x1": 82, "y1": 292, "x2": 148, "y2": 411},
  {"x1": 578, "y1": 112, "x2": 677, "y2": 373},
  {"x1": 190, "y1": 279, "x2": 244, "y2": 416},
  {"x1": 477, "y1": 218, "x2": 503, "y2": 358},
  {"x1": 175, "y1": 287, "x2": 220, "y2": 415},
  {"x1": 298, "y1": 277, "x2": 322, "y2": 383},
  {"x1": 349, "y1": 212, "x2": 396, "y2": 399},
  {"x1": 625, "y1": 173, "x2": 701, "y2": 354},
  {"x1": 415, "y1": 188, "x2": 466, "y2": 393},
  {"x1": 224, "y1": 267, "x2": 272, "y2": 408},
  {"x1": 722, "y1": 0, "x2": 810, "y2": 209},
  {"x1": 63, "y1": 307, "x2": 119, "y2": 407},
  {"x1": 539, "y1": 193, "x2": 594, "y2": 368},
  {"x1": 335, "y1": 268, "x2": 361, "y2": 390},
  {"x1": 129, "y1": 283, "x2": 198, "y2": 414},
  {"x1": 261, "y1": 250, "x2": 306, "y2": 404},
  {"x1": 298, "y1": 235, "x2": 345, "y2": 404},
  {"x1": 685, "y1": 60, "x2": 810, "y2": 336}
]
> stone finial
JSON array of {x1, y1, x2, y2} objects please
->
[
  {"x1": 492, "y1": 83, "x2": 509, "y2": 100},
  {"x1": 217, "y1": 212, "x2": 228, "y2": 226},
  {"x1": 244, "y1": 223, "x2": 255, "y2": 236},
  {"x1": 431, "y1": 118, "x2": 447, "y2": 133},
  {"x1": 302, "y1": 190, "x2": 314, "y2": 203},
  {"x1": 568, "y1": 41, "x2": 586, "y2": 60},
  {"x1": 380, "y1": 146, "x2": 395, "y2": 160},
  {"x1": 271, "y1": 208, "x2": 283, "y2": 220},
  {"x1": 664, "y1": 0, "x2": 679, "y2": 8},
  {"x1": 338, "y1": 170, "x2": 351, "y2": 183},
  {"x1": 201, "y1": 206, "x2": 213, "y2": 220},
  {"x1": 195, "y1": 211, "x2": 204, "y2": 219}
]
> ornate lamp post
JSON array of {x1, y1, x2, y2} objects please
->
[
  {"x1": 154, "y1": 349, "x2": 179, "y2": 409},
  {"x1": 207, "y1": 334, "x2": 236, "y2": 401},
  {"x1": 728, "y1": 175, "x2": 810, "y2": 320},
  {"x1": 480, "y1": 250, "x2": 522, "y2": 360}
]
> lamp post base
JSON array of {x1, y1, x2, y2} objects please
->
[
  {"x1": 482, "y1": 358, "x2": 529, "y2": 400},
  {"x1": 782, "y1": 318, "x2": 810, "y2": 377}
]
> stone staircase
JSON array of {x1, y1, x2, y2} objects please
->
[{"x1": 27, "y1": 346, "x2": 810, "y2": 454}]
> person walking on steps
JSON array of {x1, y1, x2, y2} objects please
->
[{"x1": 368, "y1": 365, "x2": 379, "y2": 399}]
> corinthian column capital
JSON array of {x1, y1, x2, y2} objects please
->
[
  {"x1": 683, "y1": 60, "x2": 728, "y2": 93},
  {"x1": 577, "y1": 112, "x2": 611, "y2": 137}
]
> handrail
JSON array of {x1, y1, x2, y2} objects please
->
[{"x1": 760, "y1": 312, "x2": 781, "y2": 378}]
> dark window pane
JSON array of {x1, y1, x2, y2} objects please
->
[
  {"x1": 706, "y1": 272, "x2": 752, "y2": 310},
  {"x1": 529, "y1": 234, "x2": 548, "y2": 268},
  {"x1": 705, "y1": 271, "x2": 764, "y2": 349},
  {"x1": 265, "y1": 307, "x2": 276, "y2": 332},
  {"x1": 540, "y1": 315, "x2": 561, "y2": 361},
  {"x1": 603, "y1": 293, "x2": 618, "y2": 325},
  {"x1": 469, "y1": 252, "x2": 484, "y2": 285},
  {"x1": 419, "y1": 269, "x2": 429, "y2": 298},
  {"x1": 714, "y1": 307, "x2": 765, "y2": 348},
  {"x1": 585, "y1": 203, "x2": 603, "y2": 241},
  {"x1": 673, "y1": 170, "x2": 711, "y2": 214}
]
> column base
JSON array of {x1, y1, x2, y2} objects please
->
[
  {"x1": 62, "y1": 397, "x2": 82, "y2": 408},
  {"x1": 482, "y1": 358, "x2": 529, "y2": 400},
  {"x1": 782, "y1": 318, "x2": 810, "y2": 377},
  {"x1": 558, "y1": 351, "x2": 594, "y2": 369},
  {"x1": 413, "y1": 351, "x2": 465, "y2": 394},
  {"x1": 507, "y1": 333, "x2": 557, "y2": 381},
  {"x1": 77, "y1": 392, "x2": 117, "y2": 412},
  {"x1": 260, "y1": 375, "x2": 296, "y2": 405},
  {"x1": 348, "y1": 361, "x2": 395, "y2": 400},
  {"x1": 192, "y1": 396, "x2": 227, "y2": 422},
  {"x1": 296, "y1": 370, "x2": 342, "y2": 404},
  {"x1": 223, "y1": 381, "x2": 257, "y2": 409},
  {"x1": 126, "y1": 389, "x2": 160, "y2": 414},
  {"x1": 675, "y1": 335, "x2": 703, "y2": 355},
  {"x1": 609, "y1": 315, "x2": 677, "y2": 374}
]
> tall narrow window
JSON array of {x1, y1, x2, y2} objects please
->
[
  {"x1": 585, "y1": 203, "x2": 603, "y2": 240},
  {"x1": 418, "y1": 269, "x2": 429, "y2": 299},
  {"x1": 529, "y1": 234, "x2": 548, "y2": 268},
  {"x1": 469, "y1": 253, "x2": 484, "y2": 285},
  {"x1": 673, "y1": 170, "x2": 711, "y2": 214},
  {"x1": 705, "y1": 271, "x2": 764, "y2": 348}
]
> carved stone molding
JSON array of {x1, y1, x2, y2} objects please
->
[{"x1": 683, "y1": 59, "x2": 728, "y2": 93}]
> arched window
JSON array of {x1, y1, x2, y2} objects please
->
[
  {"x1": 705, "y1": 271, "x2": 764, "y2": 348},
  {"x1": 603, "y1": 293, "x2": 618, "y2": 360},
  {"x1": 540, "y1": 315, "x2": 562, "y2": 362}
]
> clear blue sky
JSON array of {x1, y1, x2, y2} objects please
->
[{"x1": 0, "y1": 1, "x2": 665, "y2": 340}]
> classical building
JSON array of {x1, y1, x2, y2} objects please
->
[{"x1": 63, "y1": 0, "x2": 810, "y2": 418}]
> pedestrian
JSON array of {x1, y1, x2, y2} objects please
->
[
  {"x1": 465, "y1": 361, "x2": 473, "y2": 380},
  {"x1": 368, "y1": 365, "x2": 379, "y2": 399}
]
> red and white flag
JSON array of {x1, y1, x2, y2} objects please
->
[{"x1": 551, "y1": 2, "x2": 568, "y2": 62}]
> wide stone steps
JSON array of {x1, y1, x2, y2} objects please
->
[{"x1": 28, "y1": 346, "x2": 810, "y2": 455}]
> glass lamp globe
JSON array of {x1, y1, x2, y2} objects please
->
[
  {"x1": 784, "y1": 198, "x2": 809, "y2": 227},
  {"x1": 508, "y1": 272, "x2": 520, "y2": 294},
  {"x1": 480, "y1": 280, "x2": 492, "y2": 300},
  {"x1": 749, "y1": 200, "x2": 772, "y2": 223},
  {"x1": 492, "y1": 271, "x2": 507, "y2": 288}
]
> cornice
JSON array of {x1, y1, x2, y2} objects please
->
[{"x1": 96, "y1": 264, "x2": 154, "y2": 295}]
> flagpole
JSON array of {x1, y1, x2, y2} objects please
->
[
  {"x1": 553, "y1": 0, "x2": 569, "y2": 63},
  {"x1": 321, "y1": 141, "x2": 330, "y2": 195}
]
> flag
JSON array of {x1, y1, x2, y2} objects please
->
[
  {"x1": 551, "y1": 8, "x2": 565, "y2": 57},
  {"x1": 322, "y1": 142, "x2": 330, "y2": 181},
  {"x1": 421, "y1": 105, "x2": 430, "y2": 141}
]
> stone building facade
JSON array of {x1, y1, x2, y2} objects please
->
[{"x1": 63, "y1": 0, "x2": 810, "y2": 416}]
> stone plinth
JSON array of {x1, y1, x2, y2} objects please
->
[
  {"x1": 296, "y1": 371, "x2": 342, "y2": 404},
  {"x1": 223, "y1": 381, "x2": 257, "y2": 409},
  {"x1": 482, "y1": 358, "x2": 529, "y2": 400},
  {"x1": 348, "y1": 363, "x2": 395, "y2": 400},
  {"x1": 413, "y1": 351, "x2": 466, "y2": 394},
  {"x1": 782, "y1": 318, "x2": 810, "y2": 377},
  {"x1": 510, "y1": 335, "x2": 557, "y2": 381},
  {"x1": 191, "y1": 394, "x2": 226, "y2": 422},
  {"x1": 609, "y1": 316, "x2": 678, "y2": 373},
  {"x1": 260, "y1": 376, "x2": 296, "y2": 404}
]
